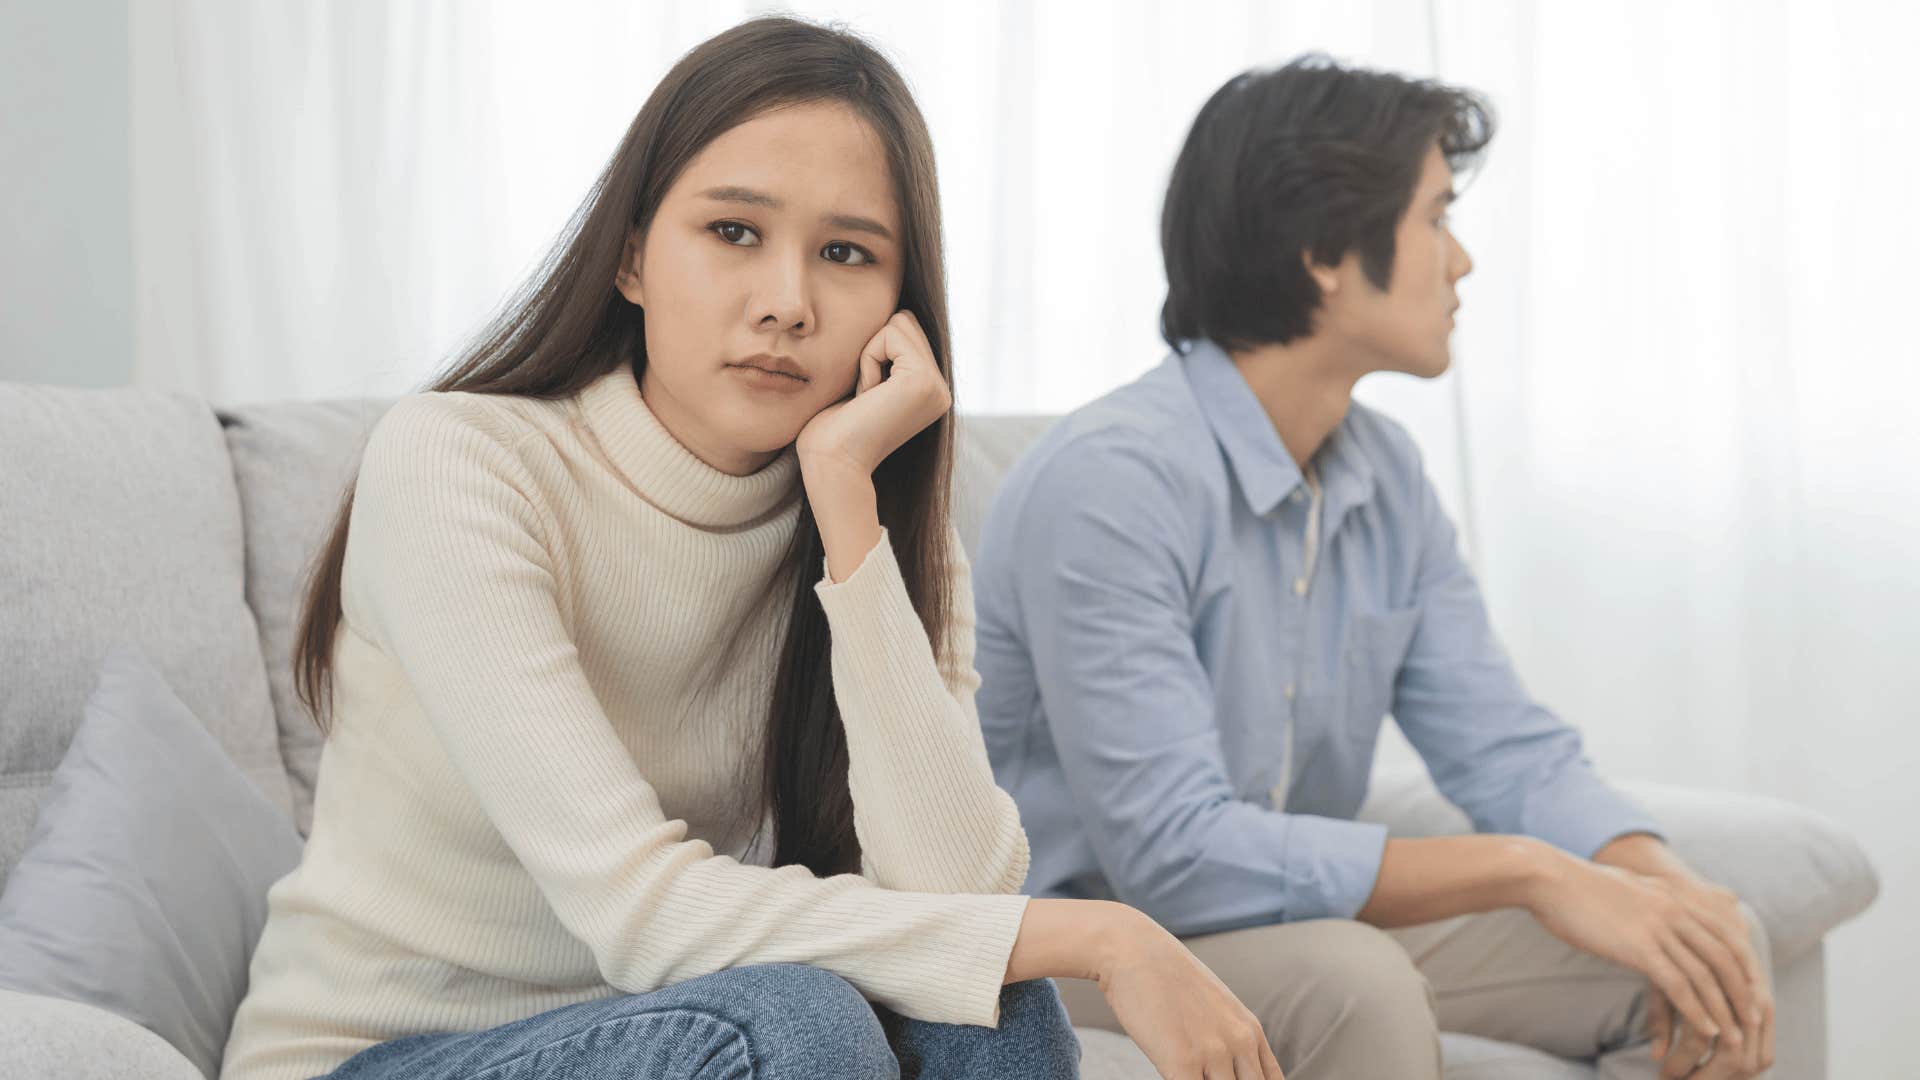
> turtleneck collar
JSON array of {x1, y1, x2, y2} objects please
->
[{"x1": 576, "y1": 363, "x2": 800, "y2": 529}]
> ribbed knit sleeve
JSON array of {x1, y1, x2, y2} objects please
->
[
  {"x1": 342, "y1": 395, "x2": 1027, "y2": 1027},
  {"x1": 815, "y1": 532, "x2": 1031, "y2": 896}
]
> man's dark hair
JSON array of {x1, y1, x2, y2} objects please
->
[{"x1": 1159, "y1": 54, "x2": 1494, "y2": 352}]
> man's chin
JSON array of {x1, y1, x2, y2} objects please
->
[{"x1": 1395, "y1": 351, "x2": 1452, "y2": 379}]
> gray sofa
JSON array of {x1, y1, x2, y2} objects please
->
[{"x1": 0, "y1": 382, "x2": 1881, "y2": 1078}]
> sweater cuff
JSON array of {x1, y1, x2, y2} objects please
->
[
  {"x1": 861, "y1": 890, "x2": 1029, "y2": 1026},
  {"x1": 954, "y1": 893, "x2": 1030, "y2": 1027}
]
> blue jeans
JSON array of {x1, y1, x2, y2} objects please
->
[{"x1": 319, "y1": 964, "x2": 1080, "y2": 1079}]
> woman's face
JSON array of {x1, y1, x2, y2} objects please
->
[{"x1": 615, "y1": 100, "x2": 907, "y2": 476}]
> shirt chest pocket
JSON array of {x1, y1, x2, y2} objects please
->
[{"x1": 1340, "y1": 607, "x2": 1421, "y2": 743}]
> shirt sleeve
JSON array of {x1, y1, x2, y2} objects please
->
[
  {"x1": 1390, "y1": 447, "x2": 1664, "y2": 858},
  {"x1": 813, "y1": 527, "x2": 1031, "y2": 896},
  {"x1": 343, "y1": 394, "x2": 1027, "y2": 1027},
  {"x1": 1010, "y1": 432, "x2": 1389, "y2": 934}
]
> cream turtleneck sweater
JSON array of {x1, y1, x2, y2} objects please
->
[{"x1": 220, "y1": 365, "x2": 1032, "y2": 1080}]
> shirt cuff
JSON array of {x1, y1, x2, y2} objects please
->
[
  {"x1": 1523, "y1": 768, "x2": 1666, "y2": 860},
  {"x1": 1278, "y1": 814, "x2": 1391, "y2": 921}
]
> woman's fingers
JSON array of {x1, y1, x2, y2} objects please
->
[
  {"x1": 1230, "y1": 1017, "x2": 1269, "y2": 1080},
  {"x1": 854, "y1": 321, "x2": 892, "y2": 395},
  {"x1": 891, "y1": 308, "x2": 934, "y2": 363},
  {"x1": 1259, "y1": 1037, "x2": 1286, "y2": 1080}
]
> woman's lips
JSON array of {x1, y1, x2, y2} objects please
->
[{"x1": 725, "y1": 362, "x2": 811, "y2": 394}]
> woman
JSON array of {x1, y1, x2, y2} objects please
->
[{"x1": 221, "y1": 17, "x2": 1282, "y2": 1080}]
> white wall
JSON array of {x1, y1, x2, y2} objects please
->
[{"x1": 0, "y1": 0, "x2": 133, "y2": 388}]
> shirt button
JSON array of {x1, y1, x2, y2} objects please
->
[
  {"x1": 1284, "y1": 683, "x2": 1297, "y2": 701},
  {"x1": 1291, "y1": 490, "x2": 1305, "y2": 503},
  {"x1": 1293, "y1": 577, "x2": 1308, "y2": 597}
]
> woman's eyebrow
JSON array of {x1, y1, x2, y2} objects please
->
[
  {"x1": 698, "y1": 185, "x2": 893, "y2": 241},
  {"x1": 701, "y1": 185, "x2": 782, "y2": 209},
  {"x1": 825, "y1": 213, "x2": 893, "y2": 241}
]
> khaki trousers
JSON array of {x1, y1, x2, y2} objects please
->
[{"x1": 1056, "y1": 905, "x2": 1772, "y2": 1079}]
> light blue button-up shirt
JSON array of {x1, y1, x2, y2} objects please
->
[{"x1": 972, "y1": 340, "x2": 1660, "y2": 936}]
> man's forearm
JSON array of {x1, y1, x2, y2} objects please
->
[{"x1": 1354, "y1": 834, "x2": 1565, "y2": 928}]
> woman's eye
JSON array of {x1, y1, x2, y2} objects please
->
[
  {"x1": 823, "y1": 241, "x2": 873, "y2": 266},
  {"x1": 711, "y1": 222, "x2": 760, "y2": 246}
]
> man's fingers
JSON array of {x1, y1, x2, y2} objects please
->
[
  {"x1": 1660, "y1": 932, "x2": 1741, "y2": 1051},
  {"x1": 1758, "y1": 998, "x2": 1775, "y2": 1074},
  {"x1": 1674, "y1": 914, "x2": 1755, "y2": 1041},
  {"x1": 1696, "y1": 900, "x2": 1764, "y2": 998},
  {"x1": 1648, "y1": 987, "x2": 1674, "y2": 1060},
  {"x1": 1660, "y1": 1022, "x2": 1706, "y2": 1080},
  {"x1": 1647, "y1": 954, "x2": 1719, "y2": 1048}
]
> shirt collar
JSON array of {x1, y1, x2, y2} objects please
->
[{"x1": 1178, "y1": 339, "x2": 1375, "y2": 519}]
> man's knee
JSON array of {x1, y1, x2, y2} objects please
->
[{"x1": 1289, "y1": 919, "x2": 1436, "y2": 1028}]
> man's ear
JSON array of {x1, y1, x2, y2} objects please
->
[
  {"x1": 1302, "y1": 249, "x2": 1341, "y2": 297},
  {"x1": 613, "y1": 226, "x2": 645, "y2": 306}
]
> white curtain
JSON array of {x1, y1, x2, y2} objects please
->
[{"x1": 131, "y1": 2, "x2": 1915, "y2": 1070}]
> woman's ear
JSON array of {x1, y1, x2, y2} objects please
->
[{"x1": 614, "y1": 226, "x2": 645, "y2": 306}]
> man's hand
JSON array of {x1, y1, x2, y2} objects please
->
[
  {"x1": 1525, "y1": 855, "x2": 1761, "y2": 1062},
  {"x1": 1595, "y1": 835, "x2": 1775, "y2": 1076}
]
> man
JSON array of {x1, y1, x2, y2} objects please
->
[{"x1": 972, "y1": 56, "x2": 1774, "y2": 1079}]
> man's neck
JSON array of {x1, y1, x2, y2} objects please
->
[{"x1": 1226, "y1": 336, "x2": 1363, "y2": 471}]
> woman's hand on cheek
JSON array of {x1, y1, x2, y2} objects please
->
[
  {"x1": 796, "y1": 310, "x2": 949, "y2": 582},
  {"x1": 794, "y1": 309, "x2": 950, "y2": 482}
]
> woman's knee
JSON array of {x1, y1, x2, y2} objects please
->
[
  {"x1": 642, "y1": 964, "x2": 897, "y2": 1078},
  {"x1": 888, "y1": 979, "x2": 1080, "y2": 1080},
  {"x1": 997, "y1": 979, "x2": 1082, "y2": 1062}
]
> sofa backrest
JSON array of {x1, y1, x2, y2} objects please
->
[
  {"x1": 0, "y1": 385, "x2": 294, "y2": 889},
  {"x1": 216, "y1": 399, "x2": 393, "y2": 836}
]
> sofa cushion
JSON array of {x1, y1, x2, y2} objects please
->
[
  {"x1": 0, "y1": 991, "x2": 205, "y2": 1080},
  {"x1": 1359, "y1": 768, "x2": 1880, "y2": 964},
  {"x1": 0, "y1": 646, "x2": 304, "y2": 1079},
  {"x1": 218, "y1": 397, "x2": 393, "y2": 835},
  {"x1": 0, "y1": 384, "x2": 291, "y2": 887}
]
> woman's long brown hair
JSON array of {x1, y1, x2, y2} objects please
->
[{"x1": 291, "y1": 16, "x2": 953, "y2": 879}]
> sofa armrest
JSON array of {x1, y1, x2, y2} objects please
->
[
  {"x1": 0, "y1": 991, "x2": 206, "y2": 1080},
  {"x1": 1359, "y1": 769, "x2": 1880, "y2": 963}
]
